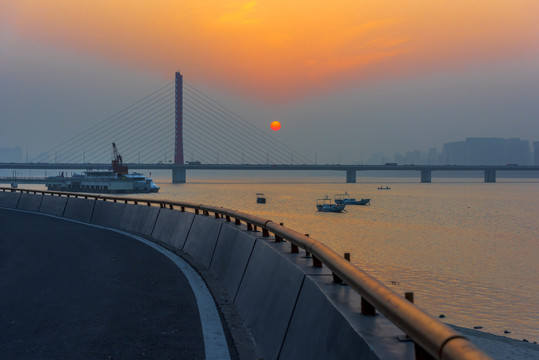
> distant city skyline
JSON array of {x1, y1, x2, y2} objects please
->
[{"x1": 2, "y1": 136, "x2": 538, "y2": 167}]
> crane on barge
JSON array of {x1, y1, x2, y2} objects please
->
[{"x1": 112, "y1": 143, "x2": 128, "y2": 175}]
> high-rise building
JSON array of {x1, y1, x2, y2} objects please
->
[
  {"x1": 442, "y1": 141, "x2": 465, "y2": 164},
  {"x1": 428, "y1": 148, "x2": 439, "y2": 165},
  {"x1": 534, "y1": 142, "x2": 539, "y2": 166},
  {"x1": 442, "y1": 138, "x2": 529, "y2": 165}
]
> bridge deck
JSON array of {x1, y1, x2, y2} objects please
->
[{"x1": 0, "y1": 209, "x2": 229, "y2": 359}]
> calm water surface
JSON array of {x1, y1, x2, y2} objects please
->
[{"x1": 139, "y1": 174, "x2": 539, "y2": 342}]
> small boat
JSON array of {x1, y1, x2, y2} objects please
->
[
  {"x1": 256, "y1": 193, "x2": 266, "y2": 204},
  {"x1": 335, "y1": 191, "x2": 370, "y2": 205},
  {"x1": 378, "y1": 186, "x2": 391, "y2": 190},
  {"x1": 316, "y1": 197, "x2": 346, "y2": 213}
]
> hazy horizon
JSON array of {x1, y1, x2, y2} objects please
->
[{"x1": 1, "y1": 1, "x2": 538, "y2": 164}]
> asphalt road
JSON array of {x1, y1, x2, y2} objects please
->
[{"x1": 0, "y1": 208, "x2": 206, "y2": 359}]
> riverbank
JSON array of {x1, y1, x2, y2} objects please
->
[{"x1": 450, "y1": 325, "x2": 539, "y2": 359}]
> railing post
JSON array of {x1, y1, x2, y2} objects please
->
[
  {"x1": 291, "y1": 243, "x2": 299, "y2": 253},
  {"x1": 262, "y1": 228, "x2": 269, "y2": 237},
  {"x1": 361, "y1": 297, "x2": 376, "y2": 316},
  {"x1": 405, "y1": 292, "x2": 414, "y2": 303},
  {"x1": 275, "y1": 222, "x2": 283, "y2": 242},
  {"x1": 399, "y1": 292, "x2": 415, "y2": 342},
  {"x1": 333, "y1": 252, "x2": 351, "y2": 283},
  {"x1": 414, "y1": 343, "x2": 435, "y2": 360}
]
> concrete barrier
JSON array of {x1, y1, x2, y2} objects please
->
[
  {"x1": 119, "y1": 204, "x2": 160, "y2": 237},
  {"x1": 63, "y1": 197, "x2": 96, "y2": 223},
  {"x1": 279, "y1": 275, "x2": 413, "y2": 360},
  {"x1": 90, "y1": 200, "x2": 126, "y2": 229},
  {"x1": 17, "y1": 193, "x2": 43, "y2": 212},
  {"x1": 151, "y1": 208, "x2": 195, "y2": 249},
  {"x1": 182, "y1": 215, "x2": 223, "y2": 268},
  {"x1": 233, "y1": 239, "x2": 305, "y2": 360},
  {"x1": 39, "y1": 195, "x2": 68, "y2": 217},
  {"x1": 209, "y1": 224, "x2": 257, "y2": 299},
  {"x1": 4, "y1": 192, "x2": 418, "y2": 359},
  {"x1": 0, "y1": 191, "x2": 21, "y2": 209}
]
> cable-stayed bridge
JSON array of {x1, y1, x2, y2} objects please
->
[
  {"x1": 1, "y1": 72, "x2": 539, "y2": 183},
  {"x1": 29, "y1": 73, "x2": 312, "y2": 168}
]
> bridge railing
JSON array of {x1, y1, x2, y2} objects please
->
[{"x1": 1, "y1": 187, "x2": 490, "y2": 360}]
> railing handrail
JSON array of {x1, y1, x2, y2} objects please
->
[{"x1": 0, "y1": 187, "x2": 491, "y2": 359}]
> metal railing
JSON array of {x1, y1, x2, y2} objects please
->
[{"x1": 0, "y1": 187, "x2": 491, "y2": 360}]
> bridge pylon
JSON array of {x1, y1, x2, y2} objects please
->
[
  {"x1": 346, "y1": 170, "x2": 356, "y2": 183},
  {"x1": 174, "y1": 72, "x2": 184, "y2": 165}
]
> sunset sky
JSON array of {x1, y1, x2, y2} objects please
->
[{"x1": 1, "y1": 0, "x2": 538, "y2": 163}]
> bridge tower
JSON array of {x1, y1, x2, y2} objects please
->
[
  {"x1": 174, "y1": 71, "x2": 184, "y2": 165},
  {"x1": 173, "y1": 71, "x2": 186, "y2": 183}
]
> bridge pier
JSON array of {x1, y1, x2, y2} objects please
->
[
  {"x1": 484, "y1": 169, "x2": 496, "y2": 183},
  {"x1": 346, "y1": 170, "x2": 356, "y2": 183},
  {"x1": 172, "y1": 168, "x2": 186, "y2": 183},
  {"x1": 420, "y1": 170, "x2": 431, "y2": 183}
]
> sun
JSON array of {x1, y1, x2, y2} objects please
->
[{"x1": 270, "y1": 121, "x2": 281, "y2": 131}]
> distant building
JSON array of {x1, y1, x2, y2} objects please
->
[
  {"x1": 0, "y1": 146, "x2": 22, "y2": 162},
  {"x1": 366, "y1": 153, "x2": 386, "y2": 165},
  {"x1": 404, "y1": 150, "x2": 422, "y2": 164},
  {"x1": 534, "y1": 142, "x2": 539, "y2": 166},
  {"x1": 428, "y1": 148, "x2": 439, "y2": 165},
  {"x1": 393, "y1": 153, "x2": 405, "y2": 164},
  {"x1": 442, "y1": 138, "x2": 529, "y2": 165}
]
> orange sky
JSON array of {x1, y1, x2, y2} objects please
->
[{"x1": 4, "y1": 0, "x2": 539, "y2": 101}]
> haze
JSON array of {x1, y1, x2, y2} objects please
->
[{"x1": 1, "y1": 1, "x2": 538, "y2": 164}]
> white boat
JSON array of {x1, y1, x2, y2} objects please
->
[
  {"x1": 316, "y1": 197, "x2": 346, "y2": 212},
  {"x1": 45, "y1": 143, "x2": 159, "y2": 194},
  {"x1": 335, "y1": 192, "x2": 370, "y2": 205},
  {"x1": 46, "y1": 170, "x2": 159, "y2": 194}
]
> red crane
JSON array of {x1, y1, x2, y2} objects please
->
[{"x1": 112, "y1": 143, "x2": 128, "y2": 175}]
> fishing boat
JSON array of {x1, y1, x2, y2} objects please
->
[
  {"x1": 256, "y1": 193, "x2": 266, "y2": 204},
  {"x1": 45, "y1": 143, "x2": 159, "y2": 194},
  {"x1": 316, "y1": 197, "x2": 346, "y2": 213},
  {"x1": 334, "y1": 191, "x2": 370, "y2": 205},
  {"x1": 378, "y1": 186, "x2": 391, "y2": 190}
]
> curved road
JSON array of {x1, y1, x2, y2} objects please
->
[{"x1": 0, "y1": 208, "x2": 222, "y2": 359}]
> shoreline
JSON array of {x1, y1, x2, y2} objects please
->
[{"x1": 449, "y1": 325, "x2": 539, "y2": 359}]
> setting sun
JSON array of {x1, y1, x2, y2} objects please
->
[{"x1": 270, "y1": 121, "x2": 281, "y2": 131}]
